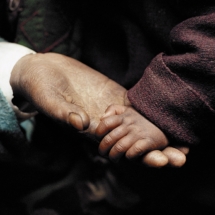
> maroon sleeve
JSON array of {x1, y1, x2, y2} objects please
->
[{"x1": 127, "y1": 12, "x2": 215, "y2": 145}]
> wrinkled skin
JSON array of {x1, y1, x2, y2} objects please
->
[{"x1": 10, "y1": 53, "x2": 188, "y2": 167}]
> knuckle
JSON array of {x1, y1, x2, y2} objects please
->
[
  {"x1": 112, "y1": 127, "x2": 122, "y2": 137},
  {"x1": 102, "y1": 135, "x2": 113, "y2": 147},
  {"x1": 133, "y1": 144, "x2": 144, "y2": 155},
  {"x1": 114, "y1": 142, "x2": 125, "y2": 153},
  {"x1": 101, "y1": 118, "x2": 112, "y2": 129}
]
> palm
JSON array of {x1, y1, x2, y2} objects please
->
[
  {"x1": 63, "y1": 57, "x2": 127, "y2": 134},
  {"x1": 11, "y1": 52, "x2": 127, "y2": 133}
]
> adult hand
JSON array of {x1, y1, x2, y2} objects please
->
[{"x1": 10, "y1": 53, "x2": 188, "y2": 167}]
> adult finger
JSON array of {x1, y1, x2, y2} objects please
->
[{"x1": 31, "y1": 92, "x2": 90, "y2": 130}]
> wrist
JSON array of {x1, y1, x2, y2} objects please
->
[
  {"x1": 0, "y1": 41, "x2": 36, "y2": 120},
  {"x1": 10, "y1": 54, "x2": 38, "y2": 120}
]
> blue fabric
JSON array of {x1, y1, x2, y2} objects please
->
[
  {"x1": 20, "y1": 117, "x2": 35, "y2": 141},
  {"x1": 0, "y1": 89, "x2": 21, "y2": 134}
]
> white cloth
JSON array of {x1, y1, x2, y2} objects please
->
[{"x1": 0, "y1": 40, "x2": 37, "y2": 120}]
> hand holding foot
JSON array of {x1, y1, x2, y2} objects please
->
[
  {"x1": 96, "y1": 104, "x2": 169, "y2": 165},
  {"x1": 10, "y1": 53, "x2": 188, "y2": 167}
]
